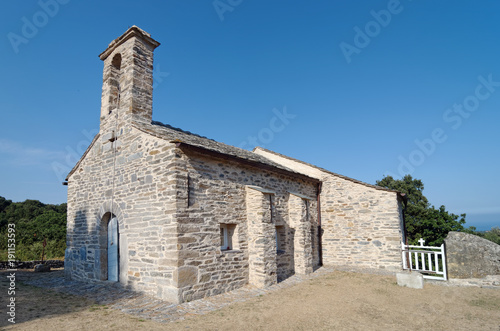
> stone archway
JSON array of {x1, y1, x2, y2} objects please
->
[{"x1": 97, "y1": 202, "x2": 125, "y2": 281}]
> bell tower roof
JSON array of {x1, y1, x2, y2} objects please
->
[{"x1": 99, "y1": 25, "x2": 160, "y2": 61}]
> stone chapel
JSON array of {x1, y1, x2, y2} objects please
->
[{"x1": 64, "y1": 26, "x2": 406, "y2": 303}]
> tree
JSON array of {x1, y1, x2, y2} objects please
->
[
  {"x1": 376, "y1": 175, "x2": 467, "y2": 246},
  {"x1": 0, "y1": 196, "x2": 67, "y2": 260},
  {"x1": 0, "y1": 196, "x2": 12, "y2": 232},
  {"x1": 483, "y1": 226, "x2": 500, "y2": 245}
]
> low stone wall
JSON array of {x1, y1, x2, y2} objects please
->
[
  {"x1": 445, "y1": 231, "x2": 500, "y2": 279},
  {"x1": 0, "y1": 260, "x2": 64, "y2": 270}
]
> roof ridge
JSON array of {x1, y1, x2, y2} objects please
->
[
  {"x1": 253, "y1": 146, "x2": 401, "y2": 194},
  {"x1": 150, "y1": 120, "x2": 215, "y2": 141},
  {"x1": 131, "y1": 121, "x2": 318, "y2": 183}
]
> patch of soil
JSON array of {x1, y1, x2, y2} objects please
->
[{"x1": 1, "y1": 269, "x2": 499, "y2": 330}]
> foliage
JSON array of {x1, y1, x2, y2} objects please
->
[
  {"x1": 376, "y1": 175, "x2": 470, "y2": 246},
  {"x1": 482, "y1": 226, "x2": 500, "y2": 245},
  {"x1": 0, "y1": 196, "x2": 67, "y2": 260}
]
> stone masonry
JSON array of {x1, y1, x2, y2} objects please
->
[
  {"x1": 65, "y1": 26, "x2": 405, "y2": 305},
  {"x1": 254, "y1": 147, "x2": 405, "y2": 272},
  {"x1": 245, "y1": 186, "x2": 278, "y2": 287},
  {"x1": 66, "y1": 26, "x2": 323, "y2": 304}
]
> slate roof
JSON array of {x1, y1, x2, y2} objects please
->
[
  {"x1": 131, "y1": 120, "x2": 320, "y2": 183},
  {"x1": 65, "y1": 119, "x2": 403, "y2": 199}
]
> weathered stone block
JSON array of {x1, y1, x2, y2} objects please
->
[
  {"x1": 396, "y1": 271, "x2": 423, "y2": 289},
  {"x1": 175, "y1": 266, "x2": 198, "y2": 288},
  {"x1": 79, "y1": 246, "x2": 87, "y2": 261},
  {"x1": 445, "y1": 231, "x2": 500, "y2": 279},
  {"x1": 34, "y1": 264, "x2": 51, "y2": 272}
]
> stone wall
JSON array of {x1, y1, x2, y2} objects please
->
[
  {"x1": 246, "y1": 186, "x2": 278, "y2": 288},
  {"x1": 319, "y1": 176, "x2": 403, "y2": 271},
  {"x1": 65, "y1": 127, "x2": 180, "y2": 302},
  {"x1": 445, "y1": 231, "x2": 500, "y2": 279},
  {"x1": 171, "y1": 148, "x2": 319, "y2": 302},
  {"x1": 66, "y1": 126, "x2": 320, "y2": 303},
  {"x1": 254, "y1": 147, "x2": 404, "y2": 272},
  {"x1": 0, "y1": 260, "x2": 64, "y2": 270},
  {"x1": 65, "y1": 26, "x2": 184, "y2": 302},
  {"x1": 66, "y1": 26, "x2": 321, "y2": 304}
]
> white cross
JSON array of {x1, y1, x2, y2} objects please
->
[{"x1": 418, "y1": 238, "x2": 425, "y2": 246}]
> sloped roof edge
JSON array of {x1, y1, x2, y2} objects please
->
[
  {"x1": 132, "y1": 121, "x2": 320, "y2": 184},
  {"x1": 65, "y1": 133, "x2": 101, "y2": 181},
  {"x1": 253, "y1": 146, "x2": 404, "y2": 197}
]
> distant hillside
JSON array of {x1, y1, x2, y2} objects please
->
[{"x1": 0, "y1": 196, "x2": 66, "y2": 261}]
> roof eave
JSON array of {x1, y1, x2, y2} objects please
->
[
  {"x1": 65, "y1": 133, "x2": 100, "y2": 182},
  {"x1": 174, "y1": 141, "x2": 320, "y2": 185},
  {"x1": 99, "y1": 26, "x2": 160, "y2": 61},
  {"x1": 253, "y1": 146, "x2": 403, "y2": 196}
]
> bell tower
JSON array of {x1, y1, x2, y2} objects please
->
[{"x1": 98, "y1": 26, "x2": 160, "y2": 130}]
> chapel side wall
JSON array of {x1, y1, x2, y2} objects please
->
[
  {"x1": 65, "y1": 127, "x2": 181, "y2": 302},
  {"x1": 172, "y1": 149, "x2": 319, "y2": 302},
  {"x1": 320, "y1": 177, "x2": 403, "y2": 271},
  {"x1": 253, "y1": 148, "x2": 403, "y2": 272}
]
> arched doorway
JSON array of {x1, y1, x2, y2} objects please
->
[{"x1": 107, "y1": 216, "x2": 119, "y2": 282}]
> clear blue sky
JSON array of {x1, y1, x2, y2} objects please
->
[{"x1": 1, "y1": 0, "x2": 499, "y2": 231}]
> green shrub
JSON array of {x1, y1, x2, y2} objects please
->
[
  {"x1": 482, "y1": 227, "x2": 500, "y2": 245},
  {"x1": 0, "y1": 196, "x2": 66, "y2": 261}
]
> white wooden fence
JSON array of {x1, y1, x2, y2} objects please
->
[{"x1": 401, "y1": 238, "x2": 447, "y2": 281}]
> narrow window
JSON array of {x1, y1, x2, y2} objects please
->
[
  {"x1": 111, "y1": 53, "x2": 122, "y2": 70},
  {"x1": 276, "y1": 226, "x2": 285, "y2": 253},
  {"x1": 275, "y1": 227, "x2": 279, "y2": 251},
  {"x1": 220, "y1": 224, "x2": 236, "y2": 251},
  {"x1": 220, "y1": 224, "x2": 228, "y2": 249},
  {"x1": 109, "y1": 53, "x2": 122, "y2": 112}
]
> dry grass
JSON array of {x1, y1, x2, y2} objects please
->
[{"x1": 1, "y1": 269, "x2": 499, "y2": 330}]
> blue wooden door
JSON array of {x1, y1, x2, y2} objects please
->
[{"x1": 107, "y1": 217, "x2": 119, "y2": 281}]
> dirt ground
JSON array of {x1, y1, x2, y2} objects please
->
[{"x1": 1, "y1": 269, "x2": 499, "y2": 331}]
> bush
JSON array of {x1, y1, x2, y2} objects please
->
[
  {"x1": 0, "y1": 196, "x2": 67, "y2": 261},
  {"x1": 482, "y1": 227, "x2": 500, "y2": 245}
]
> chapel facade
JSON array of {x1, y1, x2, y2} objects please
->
[{"x1": 64, "y1": 26, "x2": 405, "y2": 303}]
